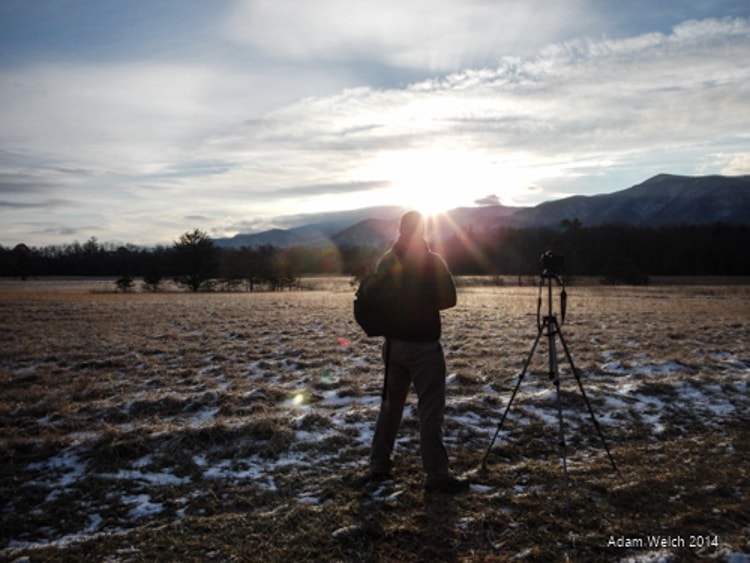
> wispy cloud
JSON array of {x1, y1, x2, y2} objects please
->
[
  {"x1": 225, "y1": 0, "x2": 595, "y2": 72},
  {"x1": 279, "y1": 181, "x2": 392, "y2": 198},
  {"x1": 199, "y1": 17, "x2": 750, "y2": 208},
  {"x1": 0, "y1": 199, "x2": 68, "y2": 210}
]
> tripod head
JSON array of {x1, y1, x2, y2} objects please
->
[
  {"x1": 540, "y1": 251, "x2": 564, "y2": 281},
  {"x1": 537, "y1": 251, "x2": 567, "y2": 329}
]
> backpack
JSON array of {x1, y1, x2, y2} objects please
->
[{"x1": 353, "y1": 273, "x2": 398, "y2": 337}]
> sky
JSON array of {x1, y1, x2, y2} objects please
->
[{"x1": 1, "y1": 0, "x2": 749, "y2": 247}]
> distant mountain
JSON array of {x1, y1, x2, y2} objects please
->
[
  {"x1": 214, "y1": 206, "x2": 407, "y2": 248},
  {"x1": 218, "y1": 228, "x2": 308, "y2": 249},
  {"x1": 330, "y1": 218, "x2": 400, "y2": 248},
  {"x1": 510, "y1": 174, "x2": 750, "y2": 227},
  {"x1": 214, "y1": 174, "x2": 750, "y2": 249},
  {"x1": 327, "y1": 206, "x2": 520, "y2": 248}
]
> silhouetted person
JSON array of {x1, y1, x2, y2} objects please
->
[{"x1": 369, "y1": 211, "x2": 469, "y2": 493}]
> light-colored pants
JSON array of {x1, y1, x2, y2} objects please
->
[{"x1": 370, "y1": 338, "x2": 450, "y2": 482}]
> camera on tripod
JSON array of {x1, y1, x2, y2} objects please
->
[
  {"x1": 483, "y1": 248, "x2": 619, "y2": 503},
  {"x1": 540, "y1": 250, "x2": 564, "y2": 279}
]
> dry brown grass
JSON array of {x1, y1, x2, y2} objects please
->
[{"x1": 1, "y1": 278, "x2": 748, "y2": 561}]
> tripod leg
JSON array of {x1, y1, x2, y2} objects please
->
[
  {"x1": 481, "y1": 324, "x2": 544, "y2": 469},
  {"x1": 555, "y1": 321, "x2": 619, "y2": 473},
  {"x1": 549, "y1": 326, "x2": 572, "y2": 512}
]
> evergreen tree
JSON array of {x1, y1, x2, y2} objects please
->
[{"x1": 172, "y1": 229, "x2": 219, "y2": 292}]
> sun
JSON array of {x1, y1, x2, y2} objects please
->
[
  {"x1": 385, "y1": 149, "x2": 469, "y2": 214},
  {"x1": 355, "y1": 146, "x2": 544, "y2": 217},
  {"x1": 367, "y1": 147, "x2": 516, "y2": 216},
  {"x1": 406, "y1": 193, "x2": 455, "y2": 218}
]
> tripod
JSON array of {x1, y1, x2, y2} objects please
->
[{"x1": 481, "y1": 269, "x2": 618, "y2": 505}]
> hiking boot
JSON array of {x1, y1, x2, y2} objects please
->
[
  {"x1": 368, "y1": 469, "x2": 393, "y2": 483},
  {"x1": 355, "y1": 469, "x2": 393, "y2": 489},
  {"x1": 424, "y1": 476, "x2": 470, "y2": 494}
]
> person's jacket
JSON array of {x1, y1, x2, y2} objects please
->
[{"x1": 375, "y1": 238, "x2": 456, "y2": 342}]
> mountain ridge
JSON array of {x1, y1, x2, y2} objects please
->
[{"x1": 215, "y1": 174, "x2": 750, "y2": 249}]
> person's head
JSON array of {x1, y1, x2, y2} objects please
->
[{"x1": 399, "y1": 211, "x2": 425, "y2": 241}]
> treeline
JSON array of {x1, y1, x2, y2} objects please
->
[
  {"x1": 436, "y1": 221, "x2": 750, "y2": 283},
  {"x1": 0, "y1": 229, "x2": 382, "y2": 291},
  {"x1": 2, "y1": 223, "x2": 749, "y2": 288}
]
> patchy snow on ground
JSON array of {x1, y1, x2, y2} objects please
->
[{"x1": 1, "y1": 284, "x2": 748, "y2": 560}]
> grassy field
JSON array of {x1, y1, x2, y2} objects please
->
[{"x1": 1, "y1": 278, "x2": 748, "y2": 562}]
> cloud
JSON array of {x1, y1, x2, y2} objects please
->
[
  {"x1": 279, "y1": 180, "x2": 391, "y2": 197},
  {"x1": 0, "y1": 166, "x2": 98, "y2": 197},
  {"x1": 719, "y1": 152, "x2": 750, "y2": 175},
  {"x1": 207, "y1": 17, "x2": 750, "y2": 204},
  {"x1": 0, "y1": 177, "x2": 57, "y2": 195},
  {"x1": 475, "y1": 194, "x2": 502, "y2": 206},
  {"x1": 41, "y1": 226, "x2": 84, "y2": 237},
  {"x1": 0, "y1": 199, "x2": 68, "y2": 210},
  {"x1": 226, "y1": 0, "x2": 595, "y2": 73}
]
